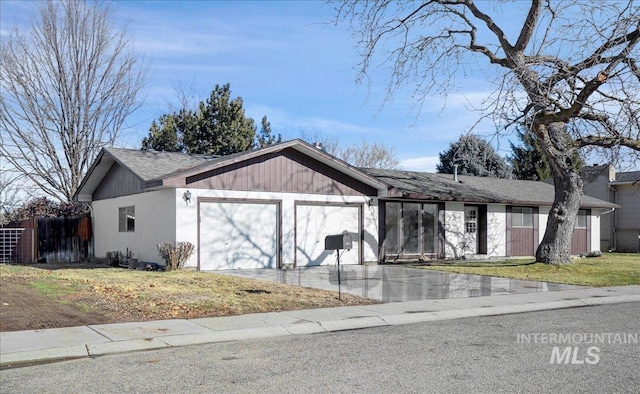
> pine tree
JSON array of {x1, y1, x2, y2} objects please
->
[
  {"x1": 509, "y1": 130, "x2": 583, "y2": 181},
  {"x1": 255, "y1": 116, "x2": 281, "y2": 149},
  {"x1": 183, "y1": 84, "x2": 256, "y2": 155},
  {"x1": 436, "y1": 134, "x2": 510, "y2": 178},
  {"x1": 141, "y1": 114, "x2": 181, "y2": 152},
  {"x1": 508, "y1": 130, "x2": 550, "y2": 181},
  {"x1": 141, "y1": 83, "x2": 257, "y2": 155}
]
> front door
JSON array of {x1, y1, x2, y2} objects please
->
[{"x1": 464, "y1": 206, "x2": 478, "y2": 255}]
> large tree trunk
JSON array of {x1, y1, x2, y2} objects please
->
[{"x1": 534, "y1": 122, "x2": 583, "y2": 265}]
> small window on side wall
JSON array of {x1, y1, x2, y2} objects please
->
[{"x1": 119, "y1": 206, "x2": 135, "y2": 232}]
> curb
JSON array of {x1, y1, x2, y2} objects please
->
[{"x1": 2, "y1": 294, "x2": 637, "y2": 369}]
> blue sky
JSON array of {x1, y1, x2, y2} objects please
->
[{"x1": 5, "y1": 1, "x2": 631, "y2": 172}]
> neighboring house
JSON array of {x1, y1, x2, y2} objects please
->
[
  {"x1": 582, "y1": 165, "x2": 640, "y2": 252},
  {"x1": 75, "y1": 140, "x2": 617, "y2": 269}
]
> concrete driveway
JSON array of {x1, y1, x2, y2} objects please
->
[{"x1": 213, "y1": 265, "x2": 583, "y2": 303}]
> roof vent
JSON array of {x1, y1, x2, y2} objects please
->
[
  {"x1": 314, "y1": 142, "x2": 325, "y2": 152},
  {"x1": 453, "y1": 164, "x2": 459, "y2": 182}
]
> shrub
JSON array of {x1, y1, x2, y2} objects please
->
[
  {"x1": 4, "y1": 197, "x2": 90, "y2": 224},
  {"x1": 157, "y1": 241, "x2": 194, "y2": 271},
  {"x1": 106, "y1": 250, "x2": 135, "y2": 268}
]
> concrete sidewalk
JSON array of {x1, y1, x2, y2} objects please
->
[{"x1": 1, "y1": 285, "x2": 638, "y2": 369}]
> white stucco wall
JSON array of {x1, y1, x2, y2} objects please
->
[
  {"x1": 444, "y1": 202, "x2": 465, "y2": 258},
  {"x1": 442, "y1": 203, "x2": 506, "y2": 258},
  {"x1": 363, "y1": 200, "x2": 380, "y2": 263},
  {"x1": 175, "y1": 188, "x2": 376, "y2": 269},
  {"x1": 487, "y1": 204, "x2": 506, "y2": 257},
  {"x1": 590, "y1": 211, "x2": 601, "y2": 253},
  {"x1": 92, "y1": 189, "x2": 176, "y2": 263},
  {"x1": 538, "y1": 206, "x2": 550, "y2": 245}
]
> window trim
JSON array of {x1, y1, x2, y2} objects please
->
[
  {"x1": 118, "y1": 206, "x2": 135, "y2": 232},
  {"x1": 574, "y1": 209, "x2": 587, "y2": 229},
  {"x1": 511, "y1": 207, "x2": 534, "y2": 228},
  {"x1": 384, "y1": 201, "x2": 439, "y2": 256}
]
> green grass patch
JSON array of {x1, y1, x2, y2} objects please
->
[
  {"x1": 414, "y1": 253, "x2": 640, "y2": 287},
  {"x1": 29, "y1": 278, "x2": 79, "y2": 298}
]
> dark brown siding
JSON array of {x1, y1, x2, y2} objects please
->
[
  {"x1": 506, "y1": 206, "x2": 538, "y2": 256},
  {"x1": 93, "y1": 163, "x2": 144, "y2": 200},
  {"x1": 186, "y1": 148, "x2": 377, "y2": 196},
  {"x1": 571, "y1": 229, "x2": 587, "y2": 254},
  {"x1": 571, "y1": 210, "x2": 591, "y2": 255},
  {"x1": 511, "y1": 228, "x2": 535, "y2": 256}
]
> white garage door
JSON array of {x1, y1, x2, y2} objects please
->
[
  {"x1": 199, "y1": 201, "x2": 278, "y2": 270},
  {"x1": 296, "y1": 204, "x2": 360, "y2": 266}
]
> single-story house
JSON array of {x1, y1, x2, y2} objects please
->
[
  {"x1": 582, "y1": 165, "x2": 640, "y2": 252},
  {"x1": 74, "y1": 139, "x2": 618, "y2": 269}
]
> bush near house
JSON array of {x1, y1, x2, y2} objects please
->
[{"x1": 157, "y1": 241, "x2": 194, "y2": 271}]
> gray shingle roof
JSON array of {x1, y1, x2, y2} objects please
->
[
  {"x1": 361, "y1": 168, "x2": 617, "y2": 208},
  {"x1": 84, "y1": 146, "x2": 616, "y2": 209},
  {"x1": 105, "y1": 148, "x2": 222, "y2": 181},
  {"x1": 615, "y1": 171, "x2": 640, "y2": 184}
]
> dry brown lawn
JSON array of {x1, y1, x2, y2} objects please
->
[{"x1": 0, "y1": 262, "x2": 379, "y2": 332}]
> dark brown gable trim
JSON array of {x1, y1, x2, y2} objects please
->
[{"x1": 185, "y1": 148, "x2": 377, "y2": 196}]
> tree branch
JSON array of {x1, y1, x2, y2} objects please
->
[
  {"x1": 575, "y1": 135, "x2": 640, "y2": 150},
  {"x1": 544, "y1": 24, "x2": 640, "y2": 89},
  {"x1": 463, "y1": 0, "x2": 516, "y2": 58},
  {"x1": 514, "y1": 0, "x2": 542, "y2": 51}
]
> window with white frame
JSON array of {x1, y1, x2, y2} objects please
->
[
  {"x1": 119, "y1": 206, "x2": 135, "y2": 232},
  {"x1": 464, "y1": 208, "x2": 477, "y2": 234},
  {"x1": 511, "y1": 207, "x2": 533, "y2": 228}
]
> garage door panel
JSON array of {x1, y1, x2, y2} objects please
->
[
  {"x1": 200, "y1": 202, "x2": 277, "y2": 270},
  {"x1": 296, "y1": 205, "x2": 360, "y2": 266}
]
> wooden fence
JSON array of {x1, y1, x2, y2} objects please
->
[{"x1": 0, "y1": 216, "x2": 91, "y2": 263}]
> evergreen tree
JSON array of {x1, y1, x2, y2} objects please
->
[
  {"x1": 183, "y1": 84, "x2": 256, "y2": 155},
  {"x1": 255, "y1": 116, "x2": 282, "y2": 149},
  {"x1": 141, "y1": 83, "x2": 257, "y2": 155},
  {"x1": 141, "y1": 114, "x2": 182, "y2": 152},
  {"x1": 508, "y1": 130, "x2": 549, "y2": 181},
  {"x1": 509, "y1": 130, "x2": 583, "y2": 181},
  {"x1": 436, "y1": 134, "x2": 510, "y2": 178}
]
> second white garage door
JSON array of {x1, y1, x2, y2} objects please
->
[
  {"x1": 199, "y1": 201, "x2": 278, "y2": 270},
  {"x1": 295, "y1": 204, "x2": 360, "y2": 266}
]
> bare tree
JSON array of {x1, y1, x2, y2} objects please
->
[
  {"x1": 298, "y1": 129, "x2": 341, "y2": 156},
  {"x1": 299, "y1": 131, "x2": 399, "y2": 169},
  {"x1": 341, "y1": 139, "x2": 399, "y2": 169},
  {"x1": 335, "y1": 0, "x2": 640, "y2": 264},
  {"x1": 0, "y1": 167, "x2": 23, "y2": 225},
  {"x1": 0, "y1": 0, "x2": 146, "y2": 202}
]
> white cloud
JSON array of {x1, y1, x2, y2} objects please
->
[{"x1": 399, "y1": 156, "x2": 439, "y2": 172}]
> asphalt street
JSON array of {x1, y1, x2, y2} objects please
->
[{"x1": 1, "y1": 302, "x2": 638, "y2": 393}]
